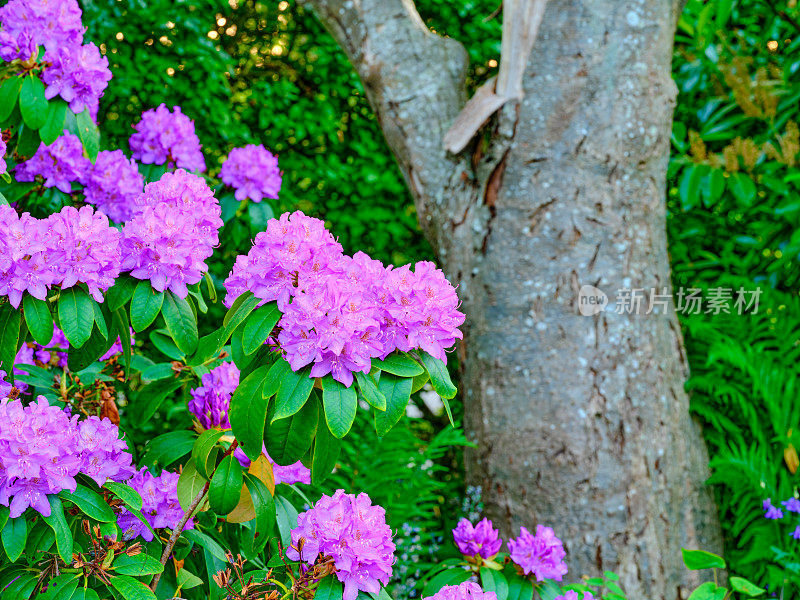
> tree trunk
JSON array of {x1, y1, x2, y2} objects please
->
[{"x1": 300, "y1": 0, "x2": 723, "y2": 597}]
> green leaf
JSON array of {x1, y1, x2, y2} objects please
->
[
  {"x1": 223, "y1": 291, "x2": 259, "y2": 328},
  {"x1": 67, "y1": 324, "x2": 111, "y2": 372},
  {"x1": 419, "y1": 352, "x2": 457, "y2": 400},
  {"x1": 687, "y1": 582, "x2": 726, "y2": 600},
  {"x1": 135, "y1": 378, "x2": 182, "y2": 426},
  {"x1": 681, "y1": 548, "x2": 726, "y2": 570},
  {"x1": 209, "y1": 454, "x2": 243, "y2": 515},
  {"x1": 0, "y1": 506, "x2": 7, "y2": 533},
  {"x1": 176, "y1": 568, "x2": 203, "y2": 590},
  {"x1": 729, "y1": 576, "x2": 765, "y2": 597},
  {"x1": 355, "y1": 371, "x2": 385, "y2": 411},
  {"x1": 23, "y1": 294, "x2": 52, "y2": 345},
  {"x1": 374, "y1": 373, "x2": 413, "y2": 436},
  {"x1": 263, "y1": 357, "x2": 291, "y2": 398},
  {"x1": 729, "y1": 172, "x2": 756, "y2": 206},
  {"x1": 183, "y1": 529, "x2": 227, "y2": 562},
  {"x1": 140, "y1": 430, "x2": 196, "y2": 469},
  {"x1": 112, "y1": 553, "x2": 164, "y2": 576},
  {"x1": 0, "y1": 302, "x2": 21, "y2": 376},
  {"x1": 38, "y1": 573, "x2": 79, "y2": 600},
  {"x1": 76, "y1": 108, "x2": 99, "y2": 162},
  {"x1": 19, "y1": 74, "x2": 48, "y2": 130},
  {"x1": 267, "y1": 391, "x2": 319, "y2": 464},
  {"x1": 506, "y1": 574, "x2": 534, "y2": 600},
  {"x1": 150, "y1": 329, "x2": 183, "y2": 360},
  {"x1": 322, "y1": 376, "x2": 358, "y2": 438},
  {"x1": 314, "y1": 575, "x2": 343, "y2": 600},
  {"x1": 422, "y1": 569, "x2": 472, "y2": 597},
  {"x1": 104, "y1": 481, "x2": 144, "y2": 511},
  {"x1": 0, "y1": 77, "x2": 23, "y2": 122},
  {"x1": 130, "y1": 281, "x2": 164, "y2": 332},
  {"x1": 480, "y1": 567, "x2": 509, "y2": 600},
  {"x1": 108, "y1": 574, "x2": 158, "y2": 600},
  {"x1": 39, "y1": 99, "x2": 69, "y2": 145},
  {"x1": 248, "y1": 201, "x2": 274, "y2": 232},
  {"x1": 1, "y1": 573, "x2": 36, "y2": 599},
  {"x1": 273, "y1": 367, "x2": 314, "y2": 421},
  {"x1": 161, "y1": 291, "x2": 198, "y2": 355},
  {"x1": 243, "y1": 473, "x2": 276, "y2": 554},
  {"x1": 42, "y1": 495, "x2": 73, "y2": 563},
  {"x1": 177, "y1": 458, "x2": 207, "y2": 513},
  {"x1": 1, "y1": 516, "x2": 26, "y2": 562},
  {"x1": 275, "y1": 495, "x2": 299, "y2": 547},
  {"x1": 229, "y1": 365, "x2": 271, "y2": 461},
  {"x1": 372, "y1": 353, "x2": 424, "y2": 377},
  {"x1": 192, "y1": 428, "x2": 226, "y2": 480},
  {"x1": 242, "y1": 302, "x2": 281, "y2": 355},
  {"x1": 59, "y1": 484, "x2": 115, "y2": 522},
  {"x1": 58, "y1": 286, "x2": 94, "y2": 348},
  {"x1": 311, "y1": 407, "x2": 341, "y2": 486},
  {"x1": 107, "y1": 277, "x2": 138, "y2": 312}
]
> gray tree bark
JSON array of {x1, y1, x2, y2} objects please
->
[{"x1": 299, "y1": 0, "x2": 723, "y2": 597}]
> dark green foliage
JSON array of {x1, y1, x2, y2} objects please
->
[{"x1": 671, "y1": 0, "x2": 800, "y2": 592}]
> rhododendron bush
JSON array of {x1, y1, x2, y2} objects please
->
[{"x1": 0, "y1": 2, "x2": 653, "y2": 600}]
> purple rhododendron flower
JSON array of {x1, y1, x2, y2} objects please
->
[
  {"x1": 80, "y1": 149, "x2": 144, "y2": 223},
  {"x1": 98, "y1": 328, "x2": 135, "y2": 361},
  {"x1": 224, "y1": 211, "x2": 465, "y2": 386},
  {"x1": 129, "y1": 104, "x2": 205, "y2": 172},
  {"x1": 452, "y1": 517, "x2": 502, "y2": 559},
  {"x1": 75, "y1": 416, "x2": 135, "y2": 486},
  {"x1": 424, "y1": 582, "x2": 497, "y2": 600},
  {"x1": 42, "y1": 42, "x2": 111, "y2": 117},
  {"x1": 508, "y1": 525, "x2": 568, "y2": 582},
  {"x1": 792, "y1": 526, "x2": 800, "y2": 540},
  {"x1": 220, "y1": 144, "x2": 282, "y2": 202},
  {"x1": 234, "y1": 445, "x2": 311, "y2": 486},
  {"x1": 0, "y1": 0, "x2": 84, "y2": 58},
  {"x1": 46, "y1": 205, "x2": 121, "y2": 302},
  {"x1": 782, "y1": 498, "x2": 800, "y2": 513},
  {"x1": 120, "y1": 170, "x2": 222, "y2": 297},
  {"x1": 15, "y1": 131, "x2": 89, "y2": 193},
  {"x1": 0, "y1": 395, "x2": 133, "y2": 518},
  {"x1": 287, "y1": 489, "x2": 396, "y2": 600},
  {"x1": 188, "y1": 361, "x2": 239, "y2": 429},
  {"x1": 117, "y1": 468, "x2": 193, "y2": 542},
  {"x1": 763, "y1": 498, "x2": 783, "y2": 520},
  {"x1": 0, "y1": 205, "x2": 58, "y2": 307}
]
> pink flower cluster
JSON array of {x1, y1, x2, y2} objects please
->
[
  {"x1": 42, "y1": 40, "x2": 111, "y2": 117},
  {"x1": 0, "y1": 395, "x2": 134, "y2": 518},
  {"x1": 224, "y1": 212, "x2": 464, "y2": 386},
  {"x1": 0, "y1": 0, "x2": 111, "y2": 118},
  {"x1": 129, "y1": 104, "x2": 206, "y2": 173},
  {"x1": 507, "y1": 525, "x2": 568, "y2": 582},
  {"x1": 16, "y1": 132, "x2": 89, "y2": 193},
  {"x1": 220, "y1": 144, "x2": 282, "y2": 203},
  {"x1": 117, "y1": 468, "x2": 192, "y2": 542},
  {"x1": 80, "y1": 150, "x2": 144, "y2": 223},
  {"x1": 425, "y1": 582, "x2": 498, "y2": 600},
  {"x1": 0, "y1": 0, "x2": 83, "y2": 60},
  {"x1": 0, "y1": 204, "x2": 120, "y2": 308},
  {"x1": 120, "y1": 169, "x2": 222, "y2": 297},
  {"x1": 287, "y1": 490, "x2": 396, "y2": 600}
]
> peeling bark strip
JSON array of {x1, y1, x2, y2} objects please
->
[{"x1": 300, "y1": 0, "x2": 723, "y2": 597}]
